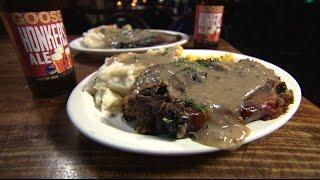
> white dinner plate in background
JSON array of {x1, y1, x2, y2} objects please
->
[{"x1": 69, "y1": 29, "x2": 189, "y2": 56}]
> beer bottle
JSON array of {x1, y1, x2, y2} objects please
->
[
  {"x1": 0, "y1": 0, "x2": 77, "y2": 97},
  {"x1": 194, "y1": 0, "x2": 224, "y2": 49}
]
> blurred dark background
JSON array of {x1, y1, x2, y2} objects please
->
[{"x1": 0, "y1": 0, "x2": 319, "y2": 106}]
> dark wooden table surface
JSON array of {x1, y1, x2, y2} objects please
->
[{"x1": 0, "y1": 36, "x2": 319, "y2": 178}]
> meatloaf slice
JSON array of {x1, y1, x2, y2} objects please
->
[
  {"x1": 241, "y1": 80, "x2": 294, "y2": 123},
  {"x1": 122, "y1": 83, "x2": 207, "y2": 138}
]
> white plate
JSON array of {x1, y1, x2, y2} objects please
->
[
  {"x1": 67, "y1": 49, "x2": 301, "y2": 156},
  {"x1": 69, "y1": 29, "x2": 189, "y2": 56}
]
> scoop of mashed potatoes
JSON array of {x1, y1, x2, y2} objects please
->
[
  {"x1": 81, "y1": 32, "x2": 107, "y2": 48},
  {"x1": 81, "y1": 24, "x2": 132, "y2": 49},
  {"x1": 85, "y1": 60, "x2": 144, "y2": 115}
]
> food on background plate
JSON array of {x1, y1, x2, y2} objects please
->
[
  {"x1": 84, "y1": 46, "x2": 294, "y2": 149},
  {"x1": 81, "y1": 24, "x2": 180, "y2": 49}
]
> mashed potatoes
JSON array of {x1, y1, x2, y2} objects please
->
[
  {"x1": 82, "y1": 24, "x2": 132, "y2": 49},
  {"x1": 84, "y1": 60, "x2": 144, "y2": 115}
]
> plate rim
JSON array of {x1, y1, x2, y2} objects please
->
[
  {"x1": 69, "y1": 29, "x2": 189, "y2": 53},
  {"x1": 67, "y1": 49, "x2": 302, "y2": 156}
]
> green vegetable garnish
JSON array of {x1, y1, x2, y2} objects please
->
[
  {"x1": 162, "y1": 117, "x2": 173, "y2": 123},
  {"x1": 180, "y1": 98, "x2": 207, "y2": 113}
]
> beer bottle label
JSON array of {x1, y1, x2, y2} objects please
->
[
  {"x1": 194, "y1": 5, "x2": 224, "y2": 43},
  {"x1": 0, "y1": 10, "x2": 74, "y2": 81}
]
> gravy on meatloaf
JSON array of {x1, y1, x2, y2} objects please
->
[{"x1": 118, "y1": 51, "x2": 292, "y2": 149}]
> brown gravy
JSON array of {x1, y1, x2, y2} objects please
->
[
  {"x1": 107, "y1": 48, "x2": 176, "y2": 67},
  {"x1": 118, "y1": 52, "x2": 281, "y2": 149}
]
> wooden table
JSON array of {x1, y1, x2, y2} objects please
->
[{"x1": 0, "y1": 36, "x2": 319, "y2": 178}]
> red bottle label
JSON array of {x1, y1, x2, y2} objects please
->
[
  {"x1": 194, "y1": 5, "x2": 224, "y2": 43},
  {"x1": 0, "y1": 10, "x2": 74, "y2": 79}
]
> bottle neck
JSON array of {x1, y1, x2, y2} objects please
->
[
  {"x1": 1, "y1": 0, "x2": 60, "y2": 12},
  {"x1": 197, "y1": 0, "x2": 224, "y2": 6}
]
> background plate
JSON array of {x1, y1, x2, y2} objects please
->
[{"x1": 69, "y1": 29, "x2": 189, "y2": 56}]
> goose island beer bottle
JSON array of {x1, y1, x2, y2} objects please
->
[
  {"x1": 194, "y1": 0, "x2": 224, "y2": 49},
  {"x1": 0, "y1": 0, "x2": 77, "y2": 97}
]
